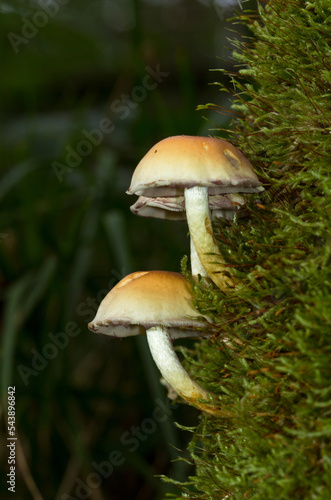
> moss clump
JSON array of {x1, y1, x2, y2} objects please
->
[{"x1": 166, "y1": 0, "x2": 331, "y2": 498}]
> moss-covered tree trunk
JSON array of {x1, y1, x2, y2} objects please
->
[{"x1": 167, "y1": 0, "x2": 331, "y2": 498}]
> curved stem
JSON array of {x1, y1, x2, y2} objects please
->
[
  {"x1": 185, "y1": 186, "x2": 237, "y2": 292},
  {"x1": 146, "y1": 326, "x2": 219, "y2": 415}
]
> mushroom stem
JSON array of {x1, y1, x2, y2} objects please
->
[
  {"x1": 190, "y1": 237, "x2": 209, "y2": 279},
  {"x1": 184, "y1": 185, "x2": 237, "y2": 292},
  {"x1": 146, "y1": 326, "x2": 218, "y2": 415}
]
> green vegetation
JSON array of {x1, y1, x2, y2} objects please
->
[{"x1": 167, "y1": 0, "x2": 331, "y2": 498}]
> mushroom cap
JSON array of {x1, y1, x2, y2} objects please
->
[
  {"x1": 130, "y1": 193, "x2": 246, "y2": 220},
  {"x1": 127, "y1": 135, "x2": 263, "y2": 197},
  {"x1": 88, "y1": 271, "x2": 209, "y2": 338}
]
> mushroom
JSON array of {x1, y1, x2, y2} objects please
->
[
  {"x1": 126, "y1": 135, "x2": 263, "y2": 291},
  {"x1": 88, "y1": 270, "x2": 220, "y2": 415}
]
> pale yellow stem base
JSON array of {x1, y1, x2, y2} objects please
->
[{"x1": 146, "y1": 326, "x2": 224, "y2": 416}]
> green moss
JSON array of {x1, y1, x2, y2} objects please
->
[{"x1": 167, "y1": 0, "x2": 331, "y2": 498}]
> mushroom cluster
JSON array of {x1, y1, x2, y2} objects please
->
[{"x1": 89, "y1": 135, "x2": 263, "y2": 415}]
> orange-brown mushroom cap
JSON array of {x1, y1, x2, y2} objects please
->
[
  {"x1": 127, "y1": 135, "x2": 263, "y2": 197},
  {"x1": 88, "y1": 271, "x2": 209, "y2": 338}
]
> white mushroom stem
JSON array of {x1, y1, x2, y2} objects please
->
[
  {"x1": 146, "y1": 326, "x2": 217, "y2": 414},
  {"x1": 190, "y1": 237, "x2": 209, "y2": 278},
  {"x1": 184, "y1": 185, "x2": 237, "y2": 291}
]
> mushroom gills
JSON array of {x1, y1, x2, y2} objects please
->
[{"x1": 130, "y1": 193, "x2": 246, "y2": 221}]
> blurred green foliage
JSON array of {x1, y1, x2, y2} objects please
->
[{"x1": 0, "y1": 1, "x2": 257, "y2": 499}]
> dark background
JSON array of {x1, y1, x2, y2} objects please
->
[{"x1": 0, "y1": 1, "x2": 255, "y2": 498}]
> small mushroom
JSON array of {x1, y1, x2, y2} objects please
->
[
  {"x1": 88, "y1": 270, "x2": 220, "y2": 415},
  {"x1": 127, "y1": 135, "x2": 263, "y2": 291}
]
